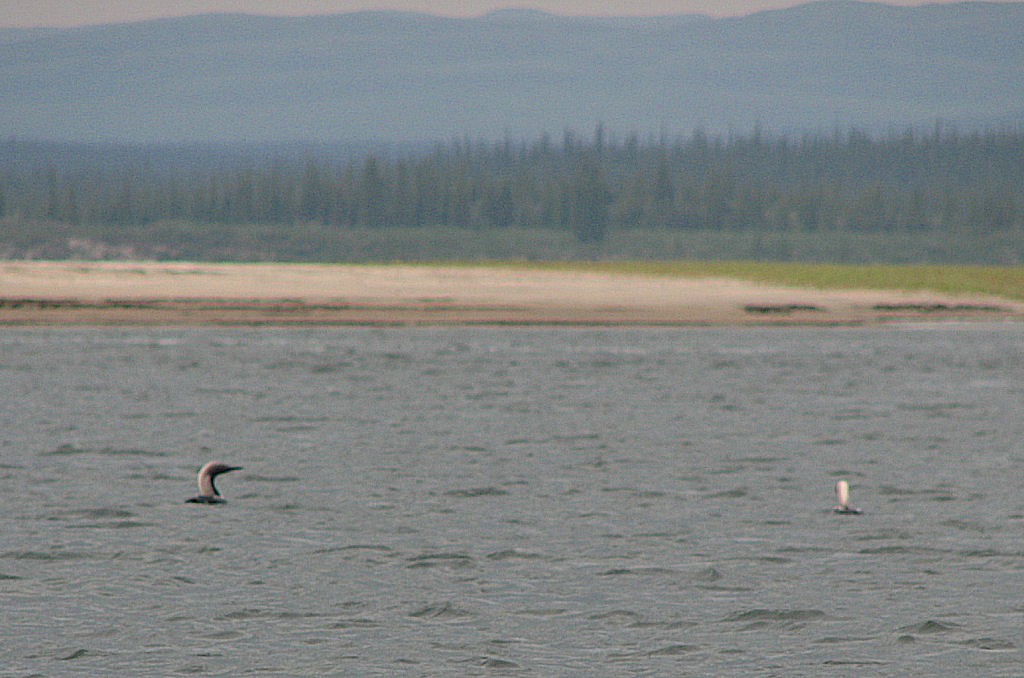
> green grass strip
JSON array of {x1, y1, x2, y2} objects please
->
[{"x1": 438, "y1": 261, "x2": 1024, "y2": 301}]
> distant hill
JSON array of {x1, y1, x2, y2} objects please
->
[{"x1": 2, "y1": 1, "x2": 1023, "y2": 143}]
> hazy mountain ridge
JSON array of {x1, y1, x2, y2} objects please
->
[{"x1": 2, "y1": 1, "x2": 1022, "y2": 143}]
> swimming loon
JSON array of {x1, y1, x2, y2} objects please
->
[
  {"x1": 833, "y1": 479, "x2": 863, "y2": 514},
  {"x1": 186, "y1": 461, "x2": 242, "y2": 504}
]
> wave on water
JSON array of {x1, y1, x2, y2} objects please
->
[{"x1": 41, "y1": 444, "x2": 167, "y2": 457}]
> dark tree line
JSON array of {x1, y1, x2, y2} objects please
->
[{"x1": 2, "y1": 126, "x2": 1022, "y2": 246}]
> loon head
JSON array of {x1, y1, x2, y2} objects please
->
[
  {"x1": 833, "y1": 479, "x2": 863, "y2": 514},
  {"x1": 186, "y1": 461, "x2": 242, "y2": 504}
]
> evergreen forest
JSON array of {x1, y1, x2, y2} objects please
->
[{"x1": 2, "y1": 126, "x2": 1023, "y2": 263}]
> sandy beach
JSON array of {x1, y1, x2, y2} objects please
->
[{"x1": 0, "y1": 261, "x2": 1020, "y2": 326}]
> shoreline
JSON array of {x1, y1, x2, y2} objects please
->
[{"x1": 1, "y1": 261, "x2": 1021, "y2": 327}]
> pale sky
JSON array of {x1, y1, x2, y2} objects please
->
[{"x1": 0, "y1": 0, "x2": 999, "y2": 29}]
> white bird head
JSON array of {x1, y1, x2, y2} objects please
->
[
  {"x1": 835, "y1": 479, "x2": 850, "y2": 509},
  {"x1": 833, "y1": 479, "x2": 862, "y2": 514},
  {"x1": 188, "y1": 461, "x2": 242, "y2": 503}
]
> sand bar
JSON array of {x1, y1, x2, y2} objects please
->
[{"x1": 1, "y1": 261, "x2": 1021, "y2": 326}]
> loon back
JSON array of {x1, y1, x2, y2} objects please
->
[{"x1": 186, "y1": 494, "x2": 226, "y2": 504}]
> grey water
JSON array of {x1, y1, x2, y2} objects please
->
[{"x1": 1, "y1": 325, "x2": 1022, "y2": 676}]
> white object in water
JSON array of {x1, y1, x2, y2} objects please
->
[
  {"x1": 186, "y1": 461, "x2": 242, "y2": 504},
  {"x1": 833, "y1": 479, "x2": 863, "y2": 514}
]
